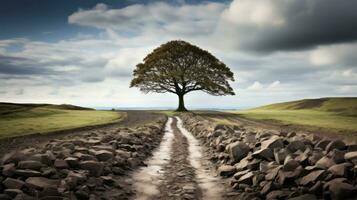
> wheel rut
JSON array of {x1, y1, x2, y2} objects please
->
[{"x1": 131, "y1": 117, "x2": 223, "y2": 200}]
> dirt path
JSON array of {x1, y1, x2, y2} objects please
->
[{"x1": 131, "y1": 117, "x2": 224, "y2": 200}]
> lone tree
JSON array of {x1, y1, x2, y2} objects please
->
[{"x1": 130, "y1": 40, "x2": 235, "y2": 111}]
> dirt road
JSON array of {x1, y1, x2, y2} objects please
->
[{"x1": 131, "y1": 117, "x2": 226, "y2": 200}]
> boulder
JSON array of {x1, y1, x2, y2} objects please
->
[
  {"x1": 344, "y1": 151, "x2": 357, "y2": 161},
  {"x1": 265, "y1": 166, "x2": 282, "y2": 181},
  {"x1": 309, "y1": 151, "x2": 324, "y2": 165},
  {"x1": 217, "y1": 165, "x2": 236, "y2": 177},
  {"x1": 330, "y1": 149, "x2": 345, "y2": 164},
  {"x1": 15, "y1": 169, "x2": 42, "y2": 177},
  {"x1": 325, "y1": 140, "x2": 346, "y2": 152},
  {"x1": 329, "y1": 182, "x2": 357, "y2": 200},
  {"x1": 93, "y1": 150, "x2": 114, "y2": 161},
  {"x1": 17, "y1": 160, "x2": 43, "y2": 170},
  {"x1": 79, "y1": 161, "x2": 104, "y2": 177},
  {"x1": 287, "y1": 141, "x2": 306, "y2": 153},
  {"x1": 2, "y1": 163, "x2": 16, "y2": 176},
  {"x1": 227, "y1": 142, "x2": 250, "y2": 162},
  {"x1": 252, "y1": 148, "x2": 274, "y2": 161},
  {"x1": 3, "y1": 189, "x2": 23, "y2": 198},
  {"x1": 266, "y1": 190, "x2": 291, "y2": 200},
  {"x1": 274, "y1": 148, "x2": 288, "y2": 164},
  {"x1": 261, "y1": 136, "x2": 284, "y2": 150},
  {"x1": 283, "y1": 157, "x2": 300, "y2": 171},
  {"x1": 315, "y1": 156, "x2": 335, "y2": 169},
  {"x1": 25, "y1": 177, "x2": 60, "y2": 190},
  {"x1": 237, "y1": 171, "x2": 254, "y2": 185},
  {"x1": 54, "y1": 159, "x2": 69, "y2": 169},
  {"x1": 328, "y1": 163, "x2": 352, "y2": 177},
  {"x1": 1, "y1": 151, "x2": 25, "y2": 165},
  {"x1": 64, "y1": 157, "x2": 79, "y2": 168},
  {"x1": 2, "y1": 178, "x2": 25, "y2": 189},
  {"x1": 288, "y1": 194, "x2": 317, "y2": 200},
  {"x1": 233, "y1": 169, "x2": 251, "y2": 180},
  {"x1": 316, "y1": 140, "x2": 331, "y2": 149},
  {"x1": 300, "y1": 170, "x2": 326, "y2": 186}
]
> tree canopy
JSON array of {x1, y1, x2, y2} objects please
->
[{"x1": 130, "y1": 40, "x2": 235, "y2": 111}]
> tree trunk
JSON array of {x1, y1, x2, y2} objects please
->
[{"x1": 176, "y1": 94, "x2": 188, "y2": 112}]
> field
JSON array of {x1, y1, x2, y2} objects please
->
[
  {"x1": 0, "y1": 103, "x2": 123, "y2": 138},
  {"x1": 234, "y1": 97, "x2": 357, "y2": 132}
]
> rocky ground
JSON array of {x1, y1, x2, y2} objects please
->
[
  {"x1": 1, "y1": 111, "x2": 357, "y2": 200},
  {"x1": 0, "y1": 111, "x2": 166, "y2": 200},
  {"x1": 181, "y1": 113, "x2": 357, "y2": 200}
]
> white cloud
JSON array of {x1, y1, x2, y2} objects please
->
[
  {"x1": 247, "y1": 81, "x2": 263, "y2": 91},
  {"x1": 221, "y1": 0, "x2": 285, "y2": 27}
]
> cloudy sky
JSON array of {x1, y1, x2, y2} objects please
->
[{"x1": 1, "y1": 0, "x2": 357, "y2": 109}]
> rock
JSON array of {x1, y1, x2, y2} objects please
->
[
  {"x1": 288, "y1": 194, "x2": 317, "y2": 200},
  {"x1": 300, "y1": 170, "x2": 326, "y2": 186},
  {"x1": 265, "y1": 166, "x2": 282, "y2": 181},
  {"x1": 274, "y1": 148, "x2": 288, "y2": 164},
  {"x1": 344, "y1": 151, "x2": 357, "y2": 161},
  {"x1": 227, "y1": 142, "x2": 250, "y2": 162},
  {"x1": 17, "y1": 160, "x2": 43, "y2": 170},
  {"x1": 79, "y1": 161, "x2": 104, "y2": 177},
  {"x1": 115, "y1": 149, "x2": 131, "y2": 159},
  {"x1": 15, "y1": 169, "x2": 42, "y2": 177},
  {"x1": 252, "y1": 148, "x2": 274, "y2": 161},
  {"x1": 287, "y1": 141, "x2": 306, "y2": 153},
  {"x1": 326, "y1": 140, "x2": 346, "y2": 152},
  {"x1": 54, "y1": 159, "x2": 69, "y2": 169},
  {"x1": 1, "y1": 151, "x2": 25, "y2": 165},
  {"x1": 329, "y1": 181, "x2": 357, "y2": 200},
  {"x1": 328, "y1": 163, "x2": 352, "y2": 177},
  {"x1": 2, "y1": 178, "x2": 25, "y2": 189},
  {"x1": 309, "y1": 151, "x2": 324, "y2": 165},
  {"x1": 64, "y1": 157, "x2": 79, "y2": 168},
  {"x1": 316, "y1": 140, "x2": 331, "y2": 149},
  {"x1": 217, "y1": 165, "x2": 236, "y2": 177},
  {"x1": 283, "y1": 157, "x2": 300, "y2": 171},
  {"x1": 0, "y1": 194, "x2": 12, "y2": 200},
  {"x1": 330, "y1": 149, "x2": 345, "y2": 164},
  {"x1": 4, "y1": 189, "x2": 23, "y2": 198},
  {"x1": 93, "y1": 150, "x2": 114, "y2": 161},
  {"x1": 261, "y1": 181, "x2": 274, "y2": 195},
  {"x1": 25, "y1": 177, "x2": 60, "y2": 190},
  {"x1": 316, "y1": 156, "x2": 335, "y2": 169},
  {"x1": 233, "y1": 169, "x2": 250, "y2": 180},
  {"x1": 2, "y1": 163, "x2": 16, "y2": 176},
  {"x1": 261, "y1": 136, "x2": 284, "y2": 150},
  {"x1": 266, "y1": 190, "x2": 291, "y2": 200},
  {"x1": 237, "y1": 172, "x2": 254, "y2": 185}
]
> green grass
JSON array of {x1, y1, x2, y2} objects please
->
[
  {"x1": 234, "y1": 97, "x2": 357, "y2": 132},
  {"x1": 0, "y1": 103, "x2": 123, "y2": 138},
  {"x1": 157, "y1": 110, "x2": 178, "y2": 116}
]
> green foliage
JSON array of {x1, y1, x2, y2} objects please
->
[
  {"x1": 130, "y1": 40, "x2": 235, "y2": 111},
  {"x1": 0, "y1": 103, "x2": 122, "y2": 138}
]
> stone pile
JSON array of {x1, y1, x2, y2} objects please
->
[
  {"x1": 0, "y1": 116, "x2": 166, "y2": 200},
  {"x1": 181, "y1": 114, "x2": 357, "y2": 200}
]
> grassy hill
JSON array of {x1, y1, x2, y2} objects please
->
[
  {"x1": 235, "y1": 97, "x2": 357, "y2": 132},
  {"x1": 0, "y1": 102, "x2": 123, "y2": 138}
]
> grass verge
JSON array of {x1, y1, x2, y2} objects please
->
[{"x1": 0, "y1": 105, "x2": 123, "y2": 138}]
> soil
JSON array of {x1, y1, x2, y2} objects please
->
[
  {"x1": 0, "y1": 110, "x2": 163, "y2": 156},
  {"x1": 156, "y1": 118, "x2": 202, "y2": 200}
]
